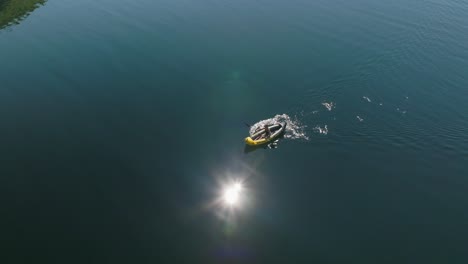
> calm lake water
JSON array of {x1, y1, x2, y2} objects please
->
[{"x1": 2, "y1": 0, "x2": 468, "y2": 263}]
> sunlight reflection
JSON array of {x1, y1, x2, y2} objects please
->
[
  {"x1": 202, "y1": 158, "x2": 265, "y2": 232},
  {"x1": 222, "y1": 181, "x2": 243, "y2": 207}
]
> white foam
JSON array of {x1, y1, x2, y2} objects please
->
[
  {"x1": 357, "y1": 116, "x2": 364, "y2": 122},
  {"x1": 249, "y1": 114, "x2": 309, "y2": 141},
  {"x1": 322, "y1": 102, "x2": 335, "y2": 111},
  {"x1": 313, "y1": 125, "x2": 328, "y2": 135},
  {"x1": 396, "y1": 108, "x2": 407, "y2": 114},
  {"x1": 363, "y1": 96, "x2": 371, "y2": 102}
]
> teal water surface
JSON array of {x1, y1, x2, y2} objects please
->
[{"x1": 2, "y1": 0, "x2": 468, "y2": 263}]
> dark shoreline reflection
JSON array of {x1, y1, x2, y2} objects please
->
[{"x1": 0, "y1": 0, "x2": 46, "y2": 30}]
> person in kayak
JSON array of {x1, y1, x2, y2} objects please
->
[{"x1": 264, "y1": 124, "x2": 271, "y2": 139}]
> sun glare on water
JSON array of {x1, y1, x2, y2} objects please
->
[{"x1": 223, "y1": 182, "x2": 243, "y2": 207}]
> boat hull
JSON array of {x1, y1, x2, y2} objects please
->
[{"x1": 244, "y1": 123, "x2": 286, "y2": 146}]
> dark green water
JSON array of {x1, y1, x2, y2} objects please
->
[{"x1": 2, "y1": 0, "x2": 468, "y2": 263}]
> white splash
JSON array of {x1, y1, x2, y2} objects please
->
[
  {"x1": 322, "y1": 102, "x2": 335, "y2": 111},
  {"x1": 313, "y1": 125, "x2": 328, "y2": 135},
  {"x1": 379, "y1": 103, "x2": 383, "y2": 106},
  {"x1": 312, "y1": 110, "x2": 319, "y2": 114},
  {"x1": 249, "y1": 114, "x2": 309, "y2": 140},
  {"x1": 396, "y1": 108, "x2": 407, "y2": 114},
  {"x1": 357, "y1": 116, "x2": 364, "y2": 122},
  {"x1": 363, "y1": 96, "x2": 371, "y2": 102}
]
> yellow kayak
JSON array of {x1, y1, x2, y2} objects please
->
[{"x1": 244, "y1": 123, "x2": 287, "y2": 146}]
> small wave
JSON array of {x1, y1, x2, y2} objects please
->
[
  {"x1": 396, "y1": 108, "x2": 407, "y2": 114},
  {"x1": 249, "y1": 114, "x2": 309, "y2": 140},
  {"x1": 322, "y1": 102, "x2": 335, "y2": 111},
  {"x1": 313, "y1": 125, "x2": 328, "y2": 135},
  {"x1": 357, "y1": 116, "x2": 364, "y2": 122},
  {"x1": 363, "y1": 96, "x2": 371, "y2": 102}
]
